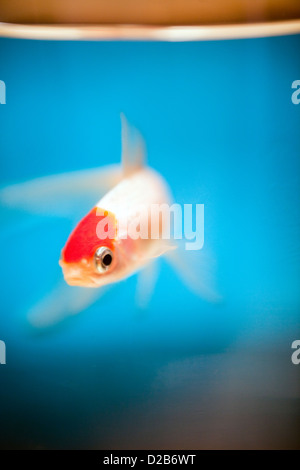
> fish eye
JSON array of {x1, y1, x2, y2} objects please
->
[{"x1": 94, "y1": 247, "x2": 113, "y2": 273}]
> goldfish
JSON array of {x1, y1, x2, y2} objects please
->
[
  {"x1": 0, "y1": 115, "x2": 217, "y2": 326},
  {"x1": 59, "y1": 115, "x2": 176, "y2": 289}
]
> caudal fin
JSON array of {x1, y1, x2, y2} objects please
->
[{"x1": 165, "y1": 241, "x2": 221, "y2": 303}]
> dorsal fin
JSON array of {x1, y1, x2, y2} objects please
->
[{"x1": 121, "y1": 113, "x2": 146, "y2": 177}]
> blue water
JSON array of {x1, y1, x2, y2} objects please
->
[{"x1": 0, "y1": 35, "x2": 299, "y2": 449}]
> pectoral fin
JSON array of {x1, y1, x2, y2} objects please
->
[
  {"x1": 28, "y1": 281, "x2": 104, "y2": 328},
  {"x1": 143, "y1": 239, "x2": 177, "y2": 260},
  {"x1": 135, "y1": 260, "x2": 159, "y2": 309},
  {"x1": 0, "y1": 164, "x2": 122, "y2": 218}
]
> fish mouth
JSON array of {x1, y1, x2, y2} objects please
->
[
  {"x1": 65, "y1": 277, "x2": 98, "y2": 288},
  {"x1": 64, "y1": 276, "x2": 85, "y2": 286},
  {"x1": 59, "y1": 259, "x2": 99, "y2": 287}
]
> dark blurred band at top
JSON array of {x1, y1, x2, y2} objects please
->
[
  {"x1": 0, "y1": 0, "x2": 300, "y2": 40},
  {"x1": 0, "y1": 0, "x2": 300, "y2": 25}
]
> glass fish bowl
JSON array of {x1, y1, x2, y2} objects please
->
[{"x1": 0, "y1": 0, "x2": 299, "y2": 450}]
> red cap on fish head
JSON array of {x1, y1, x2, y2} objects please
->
[{"x1": 61, "y1": 207, "x2": 116, "y2": 264}]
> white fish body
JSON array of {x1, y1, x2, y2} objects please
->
[{"x1": 0, "y1": 115, "x2": 218, "y2": 327}]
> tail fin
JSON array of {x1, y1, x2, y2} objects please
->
[{"x1": 165, "y1": 241, "x2": 221, "y2": 303}]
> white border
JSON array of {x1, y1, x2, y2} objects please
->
[{"x1": 0, "y1": 20, "x2": 300, "y2": 41}]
